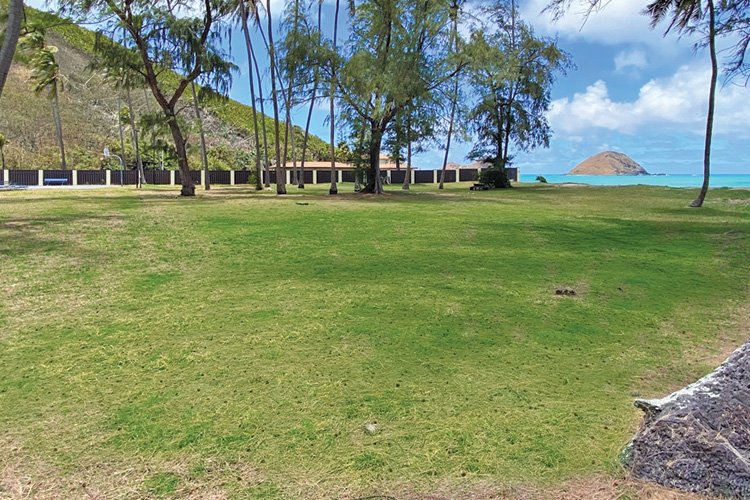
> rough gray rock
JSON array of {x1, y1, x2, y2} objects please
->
[{"x1": 625, "y1": 341, "x2": 750, "y2": 498}]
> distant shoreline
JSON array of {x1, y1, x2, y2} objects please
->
[{"x1": 522, "y1": 174, "x2": 750, "y2": 189}]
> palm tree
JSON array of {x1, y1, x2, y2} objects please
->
[
  {"x1": 99, "y1": 48, "x2": 146, "y2": 186},
  {"x1": 117, "y1": 99, "x2": 127, "y2": 163},
  {"x1": 124, "y1": 83, "x2": 146, "y2": 187},
  {"x1": 0, "y1": 0, "x2": 23, "y2": 99},
  {"x1": 237, "y1": 0, "x2": 264, "y2": 190},
  {"x1": 191, "y1": 82, "x2": 211, "y2": 191},
  {"x1": 266, "y1": 0, "x2": 287, "y2": 194},
  {"x1": 439, "y1": 0, "x2": 462, "y2": 190},
  {"x1": 23, "y1": 32, "x2": 67, "y2": 170},
  {"x1": 300, "y1": 0, "x2": 324, "y2": 190},
  {"x1": 329, "y1": 0, "x2": 341, "y2": 195},
  {"x1": 647, "y1": 0, "x2": 717, "y2": 208},
  {"x1": 0, "y1": 133, "x2": 7, "y2": 170},
  {"x1": 251, "y1": 45, "x2": 272, "y2": 187}
]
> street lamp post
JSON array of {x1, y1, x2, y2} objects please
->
[{"x1": 103, "y1": 148, "x2": 124, "y2": 187}]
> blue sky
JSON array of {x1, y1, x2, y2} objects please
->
[{"x1": 30, "y1": 0, "x2": 750, "y2": 174}]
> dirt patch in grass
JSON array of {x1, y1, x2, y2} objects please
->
[
  {"x1": 335, "y1": 475, "x2": 708, "y2": 499},
  {"x1": 0, "y1": 436, "x2": 265, "y2": 500}
]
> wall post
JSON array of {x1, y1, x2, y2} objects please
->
[
  {"x1": 230, "y1": 170, "x2": 235, "y2": 186},
  {"x1": 312, "y1": 170, "x2": 317, "y2": 184},
  {"x1": 337, "y1": 170, "x2": 342, "y2": 183},
  {"x1": 105, "y1": 170, "x2": 111, "y2": 186},
  {"x1": 200, "y1": 169, "x2": 206, "y2": 186},
  {"x1": 2, "y1": 169, "x2": 8, "y2": 185},
  {"x1": 72, "y1": 170, "x2": 78, "y2": 186},
  {"x1": 170, "y1": 170, "x2": 175, "y2": 186},
  {"x1": 38, "y1": 170, "x2": 44, "y2": 186},
  {"x1": 410, "y1": 169, "x2": 415, "y2": 185}
]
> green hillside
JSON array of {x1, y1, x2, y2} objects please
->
[{"x1": 0, "y1": 5, "x2": 330, "y2": 170}]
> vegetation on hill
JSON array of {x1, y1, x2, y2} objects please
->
[{"x1": 0, "y1": 5, "x2": 330, "y2": 171}]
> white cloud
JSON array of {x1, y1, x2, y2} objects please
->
[
  {"x1": 549, "y1": 64, "x2": 750, "y2": 137},
  {"x1": 614, "y1": 49, "x2": 648, "y2": 72}
]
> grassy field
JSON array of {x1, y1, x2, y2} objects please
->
[{"x1": 0, "y1": 183, "x2": 748, "y2": 498}]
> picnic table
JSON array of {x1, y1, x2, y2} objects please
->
[{"x1": 44, "y1": 177, "x2": 69, "y2": 186}]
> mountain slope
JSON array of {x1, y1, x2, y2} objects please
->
[{"x1": 0, "y1": 5, "x2": 329, "y2": 170}]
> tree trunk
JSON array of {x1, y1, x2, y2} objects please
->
[
  {"x1": 0, "y1": 0, "x2": 23, "y2": 99},
  {"x1": 238, "y1": 4, "x2": 264, "y2": 191},
  {"x1": 300, "y1": 0, "x2": 323, "y2": 192},
  {"x1": 126, "y1": 86, "x2": 146, "y2": 187},
  {"x1": 191, "y1": 82, "x2": 210, "y2": 191},
  {"x1": 117, "y1": 97, "x2": 126, "y2": 161},
  {"x1": 52, "y1": 90, "x2": 67, "y2": 171},
  {"x1": 402, "y1": 114, "x2": 412, "y2": 190},
  {"x1": 691, "y1": 0, "x2": 717, "y2": 208},
  {"x1": 282, "y1": 97, "x2": 291, "y2": 181},
  {"x1": 266, "y1": 0, "x2": 286, "y2": 195},
  {"x1": 166, "y1": 112, "x2": 195, "y2": 196},
  {"x1": 329, "y1": 0, "x2": 340, "y2": 195},
  {"x1": 250, "y1": 41, "x2": 271, "y2": 188},
  {"x1": 439, "y1": 3, "x2": 460, "y2": 190},
  {"x1": 290, "y1": 122, "x2": 298, "y2": 186},
  {"x1": 439, "y1": 78, "x2": 458, "y2": 190},
  {"x1": 300, "y1": 0, "x2": 321, "y2": 193},
  {"x1": 361, "y1": 124, "x2": 385, "y2": 194}
]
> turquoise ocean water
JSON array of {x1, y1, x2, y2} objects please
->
[{"x1": 521, "y1": 174, "x2": 750, "y2": 188}]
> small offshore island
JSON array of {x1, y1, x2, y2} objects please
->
[{"x1": 568, "y1": 151, "x2": 650, "y2": 176}]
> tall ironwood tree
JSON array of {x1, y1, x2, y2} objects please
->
[
  {"x1": 60, "y1": 0, "x2": 234, "y2": 196},
  {"x1": 334, "y1": 0, "x2": 457, "y2": 194},
  {"x1": 465, "y1": 3, "x2": 569, "y2": 180}
]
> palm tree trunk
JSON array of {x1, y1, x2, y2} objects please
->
[
  {"x1": 299, "y1": 22, "x2": 321, "y2": 190},
  {"x1": 266, "y1": 0, "x2": 286, "y2": 195},
  {"x1": 439, "y1": 78, "x2": 459, "y2": 190},
  {"x1": 126, "y1": 85, "x2": 146, "y2": 187},
  {"x1": 117, "y1": 97, "x2": 126, "y2": 161},
  {"x1": 191, "y1": 82, "x2": 211, "y2": 191},
  {"x1": 299, "y1": 1, "x2": 324, "y2": 191},
  {"x1": 52, "y1": 90, "x2": 67, "y2": 171},
  {"x1": 402, "y1": 113, "x2": 412, "y2": 190},
  {"x1": 239, "y1": 1, "x2": 264, "y2": 190},
  {"x1": 691, "y1": 0, "x2": 716, "y2": 208},
  {"x1": 0, "y1": 0, "x2": 23, "y2": 99},
  {"x1": 439, "y1": 3, "x2": 460, "y2": 190},
  {"x1": 290, "y1": 122, "x2": 298, "y2": 186},
  {"x1": 250, "y1": 40, "x2": 271, "y2": 187},
  {"x1": 328, "y1": 0, "x2": 341, "y2": 195},
  {"x1": 284, "y1": 116, "x2": 293, "y2": 182}
]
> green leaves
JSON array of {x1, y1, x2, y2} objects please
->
[{"x1": 465, "y1": 3, "x2": 570, "y2": 166}]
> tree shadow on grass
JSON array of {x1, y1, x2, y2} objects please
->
[{"x1": 0, "y1": 214, "x2": 124, "y2": 259}]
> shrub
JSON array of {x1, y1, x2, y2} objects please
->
[
  {"x1": 536, "y1": 175, "x2": 548, "y2": 184},
  {"x1": 478, "y1": 167, "x2": 512, "y2": 188}
]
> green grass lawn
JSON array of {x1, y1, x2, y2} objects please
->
[{"x1": 1, "y1": 183, "x2": 748, "y2": 498}]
